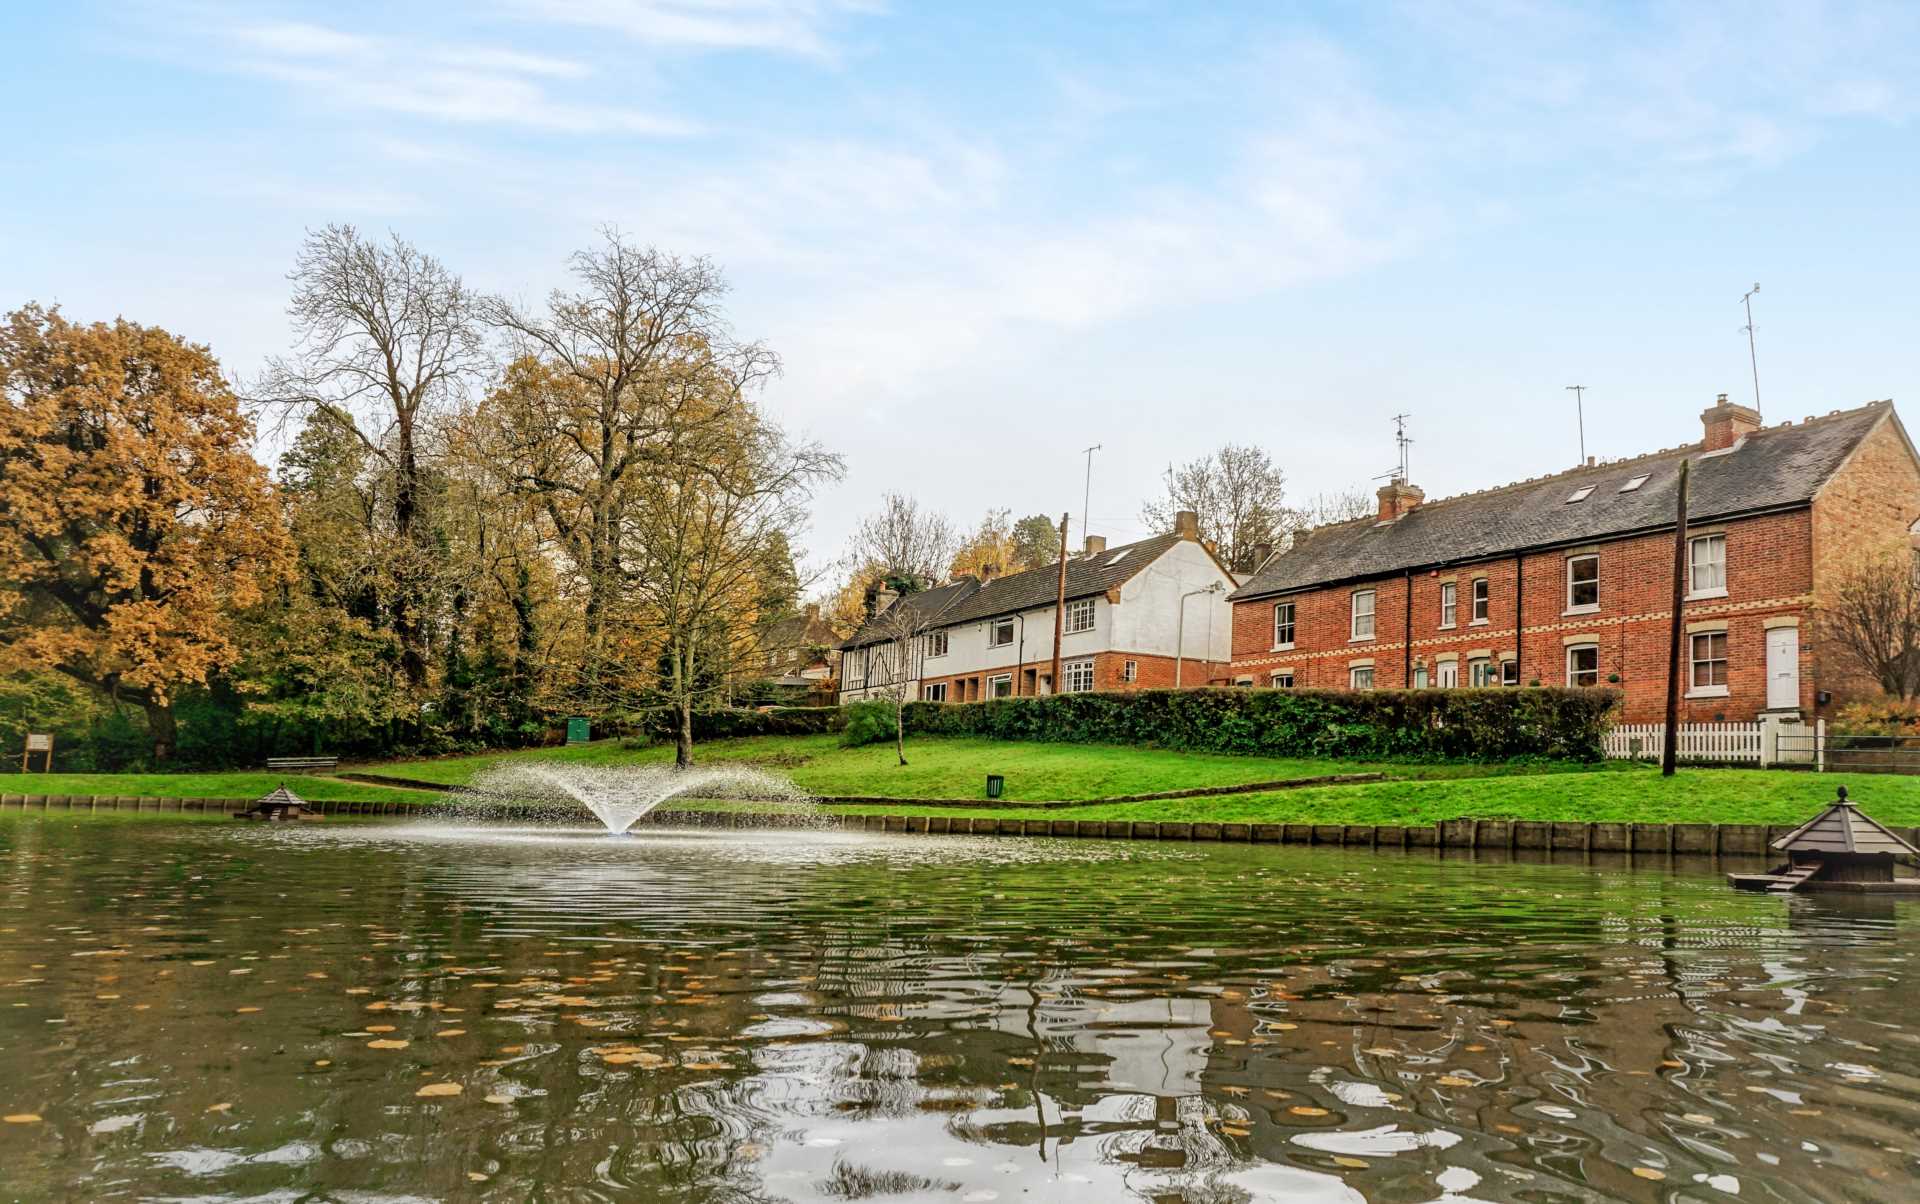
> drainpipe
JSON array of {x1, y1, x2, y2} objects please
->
[
  {"x1": 1403, "y1": 569, "x2": 1413, "y2": 687},
  {"x1": 1014, "y1": 614, "x2": 1027, "y2": 696},
  {"x1": 1513, "y1": 552, "x2": 1524, "y2": 685},
  {"x1": 1176, "y1": 583, "x2": 1225, "y2": 688}
]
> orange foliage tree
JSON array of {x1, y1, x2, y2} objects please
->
[{"x1": 0, "y1": 305, "x2": 293, "y2": 762}]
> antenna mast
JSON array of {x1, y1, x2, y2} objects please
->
[
  {"x1": 1565, "y1": 385, "x2": 1587, "y2": 463},
  {"x1": 1740, "y1": 283, "x2": 1762, "y2": 417},
  {"x1": 1384, "y1": 413, "x2": 1412, "y2": 483},
  {"x1": 1080, "y1": 443, "x2": 1102, "y2": 546}
]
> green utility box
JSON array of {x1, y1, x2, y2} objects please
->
[{"x1": 565, "y1": 717, "x2": 590, "y2": 745}]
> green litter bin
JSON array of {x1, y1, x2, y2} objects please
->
[
  {"x1": 565, "y1": 717, "x2": 590, "y2": 744},
  {"x1": 985, "y1": 774, "x2": 1004, "y2": 799}
]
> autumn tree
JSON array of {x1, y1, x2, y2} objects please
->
[
  {"x1": 950, "y1": 509, "x2": 1016, "y2": 580},
  {"x1": 259, "y1": 225, "x2": 485, "y2": 690},
  {"x1": 1141, "y1": 443, "x2": 1289, "y2": 571},
  {"x1": 0, "y1": 305, "x2": 293, "y2": 761}
]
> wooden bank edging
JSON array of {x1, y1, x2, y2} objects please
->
[{"x1": 8, "y1": 793, "x2": 1919, "y2": 858}]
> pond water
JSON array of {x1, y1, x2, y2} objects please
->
[{"x1": 0, "y1": 816, "x2": 1915, "y2": 1202}]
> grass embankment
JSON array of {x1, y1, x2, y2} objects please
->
[{"x1": 9, "y1": 735, "x2": 1914, "y2": 828}]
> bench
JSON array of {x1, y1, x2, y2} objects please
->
[{"x1": 266, "y1": 756, "x2": 339, "y2": 772}]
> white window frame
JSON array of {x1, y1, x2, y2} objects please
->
[
  {"x1": 1064, "y1": 598, "x2": 1096, "y2": 635},
  {"x1": 1349, "y1": 665, "x2": 1374, "y2": 690},
  {"x1": 1436, "y1": 660, "x2": 1458, "y2": 688},
  {"x1": 1566, "y1": 643, "x2": 1600, "y2": 688},
  {"x1": 1063, "y1": 658, "x2": 1095, "y2": 693},
  {"x1": 926, "y1": 629, "x2": 949, "y2": 658},
  {"x1": 922, "y1": 682, "x2": 947, "y2": 702},
  {"x1": 1439, "y1": 581, "x2": 1456, "y2": 629},
  {"x1": 1272, "y1": 600, "x2": 1296, "y2": 650},
  {"x1": 1688, "y1": 630, "x2": 1729, "y2": 697},
  {"x1": 1350, "y1": 590, "x2": 1376, "y2": 641},
  {"x1": 1469, "y1": 656, "x2": 1493, "y2": 687},
  {"x1": 987, "y1": 673, "x2": 1013, "y2": 698},
  {"x1": 1688, "y1": 534, "x2": 1727, "y2": 598},
  {"x1": 1122, "y1": 659, "x2": 1137, "y2": 683},
  {"x1": 1271, "y1": 670, "x2": 1294, "y2": 688},
  {"x1": 988, "y1": 617, "x2": 1015, "y2": 647},
  {"x1": 1500, "y1": 659, "x2": 1519, "y2": 687},
  {"x1": 1566, "y1": 554, "x2": 1599, "y2": 613},
  {"x1": 1471, "y1": 578, "x2": 1489, "y2": 624}
]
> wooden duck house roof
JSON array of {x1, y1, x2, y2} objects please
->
[
  {"x1": 1771, "y1": 787, "x2": 1920, "y2": 857},
  {"x1": 254, "y1": 785, "x2": 307, "y2": 808}
]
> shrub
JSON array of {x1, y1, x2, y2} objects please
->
[
  {"x1": 633, "y1": 706, "x2": 844, "y2": 744},
  {"x1": 900, "y1": 686, "x2": 1617, "y2": 761},
  {"x1": 840, "y1": 700, "x2": 898, "y2": 748}
]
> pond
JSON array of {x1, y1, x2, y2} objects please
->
[{"x1": 0, "y1": 815, "x2": 1914, "y2": 1202}]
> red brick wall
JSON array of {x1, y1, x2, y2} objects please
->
[
  {"x1": 1230, "y1": 509, "x2": 1816, "y2": 722},
  {"x1": 1810, "y1": 412, "x2": 1920, "y2": 709}
]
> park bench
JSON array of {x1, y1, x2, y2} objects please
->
[{"x1": 265, "y1": 756, "x2": 339, "y2": 772}]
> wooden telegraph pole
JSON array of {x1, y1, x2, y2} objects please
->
[
  {"x1": 1050, "y1": 512, "x2": 1069, "y2": 694},
  {"x1": 1661, "y1": 458, "x2": 1690, "y2": 777}
]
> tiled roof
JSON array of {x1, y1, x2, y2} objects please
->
[
  {"x1": 1232, "y1": 403, "x2": 1893, "y2": 601},
  {"x1": 839, "y1": 577, "x2": 981, "y2": 650},
  {"x1": 937, "y1": 534, "x2": 1186, "y2": 627},
  {"x1": 1772, "y1": 790, "x2": 1920, "y2": 856}
]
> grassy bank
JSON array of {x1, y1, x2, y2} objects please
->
[{"x1": 0, "y1": 770, "x2": 433, "y2": 805}]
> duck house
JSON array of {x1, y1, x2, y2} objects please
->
[
  {"x1": 1729, "y1": 787, "x2": 1920, "y2": 893},
  {"x1": 236, "y1": 784, "x2": 322, "y2": 822}
]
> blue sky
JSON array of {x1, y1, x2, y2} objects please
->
[{"x1": 4, "y1": 1, "x2": 1917, "y2": 575}]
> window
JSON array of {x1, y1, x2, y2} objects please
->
[
  {"x1": 1689, "y1": 535, "x2": 1727, "y2": 596},
  {"x1": 1123, "y1": 660, "x2": 1138, "y2": 683},
  {"x1": 989, "y1": 617, "x2": 1015, "y2": 647},
  {"x1": 1501, "y1": 659, "x2": 1520, "y2": 687},
  {"x1": 1566, "y1": 643, "x2": 1599, "y2": 687},
  {"x1": 1105, "y1": 549, "x2": 1130, "y2": 566},
  {"x1": 927, "y1": 630, "x2": 949, "y2": 658},
  {"x1": 1690, "y1": 631, "x2": 1728, "y2": 693},
  {"x1": 1412, "y1": 665, "x2": 1429, "y2": 688},
  {"x1": 923, "y1": 682, "x2": 948, "y2": 702},
  {"x1": 1351, "y1": 590, "x2": 1376, "y2": 640},
  {"x1": 1469, "y1": 657, "x2": 1493, "y2": 687},
  {"x1": 1349, "y1": 666, "x2": 1374, "y2": 690},
  {"x1": 1620, "y1": 474, "x2": 1650, "y2": 493},
  {"x1": 1566, "y1": 486, "x2": 1594, "y2": 503},
  {"x1": 1439, "y1": 581, "x2": 1457, "y2": 628},
  {"x1": 1566, "y1": 555, "x2": 1599, "y2": 611},
  {"x1": 1063, "y1": 658, "x2": 1095, "y2": 693},
  {"x1": 988, "y1": 674, "x2": 1013, "y2": 698},
  {"x1": 1065, "y1": 598, "x2": 1095, "y2": 634},
  {"x1": 1234, "y1": 677, "x2": 1254, "y2": 688},
  {"x1": 1271, "y1": 671, "x2": 1294, "y2": 688},
  {"x1": 1272, "y1": 601, "x2": 1296, "y2": 649},
  {"x1": 1471, "y1": 578, "x2": 1489, "y2": 623},
  {"x1": 1437, "y1": 660, "x2": 1459, "y2": 688}
]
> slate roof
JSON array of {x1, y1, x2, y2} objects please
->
[
  {"x1": 1232, "y1": 403, "x2": 1894, "y2": 602},
  {"x1": 839, "y1": 577, "x2": 981, "y2": 650},
  {"x1": 1772, "y1": 788, "x2": 1920, "y2": 857},
  {"x1": 938, "y1": 533, "x2": 1188, "y2": 627}
]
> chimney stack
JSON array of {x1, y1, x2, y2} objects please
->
[
  {"x1": 1376, "y1": 480, "x2": 1425, "y2": 522},
  {"x1": 1246, "y1": 541, "x2": 1273, "y2": 573},
  {"x1": 873, "y1": 588, "x2": 900, "y2": 615},
  {"x1": 1173, "y1": 510, "x2": 1201, "y2": 539},
  {"x1": 1083, "y1": 535, "x2": 1107, "y2": 556},
  {"x1": 1701, "y1": 392, "x2": 1760, "y2": 451}
]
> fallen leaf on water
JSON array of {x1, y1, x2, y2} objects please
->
[
  {"x1": 4, "y1": 1114, "x2": 43, "y2": 1124},
  {"x1": 368, "y1": 1039, "x2": 409, "y2": 1050},
  {"x1": 1007, "y1": 1057, "x2": 1034, "y2": 1067},
  {"x1": 366, "y1": 1025, "x2": 397, "y2": 1033},
  {"x1": 313, "y1": 1060, "x2": 331, "y2": 1068},
  {"x1": 1437, "y1": 1076, "x2": 1474, "y2": 1087},
  {"x1": 1220, "y1": 1125, "x2": 1251, "y2": 1137},
  {"x1": 1494, "y1": 1124, "x2": 1523, "y2": 1134},
  {"x1": 438, "y1": 1029, "x2": 466, "y2": 1038},
  {"x1": 1682, "y1": 1113, "x2": 1714, "y2": 1124},
  {"x1": 1632, "y1": 1168, "x2": 1666, "y2": 1181},
  {"x1": 468, "y1": 1172, "x2": 488, "y2": 1182},
  {"x1": 207, "y1": 1103, "x2": 231, "y2": 1113},
  {"x1": 484, "y1": 1094, "x2": 513, "y2": 1104},
  {"x1": 1289, "y1": 1106, "x2": 1329, "y2": 1117},
  {"x1": 235, "y1": 1006, "x2": 261, "y2": 1014},
  {"x1": 416, "y1": 1083, "x2": 463, "y2": 1098},
  {"x1": 1333, "y1": 1156, "x2": 1368, "y2": 1168}
]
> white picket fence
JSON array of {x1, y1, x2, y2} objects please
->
[{"x1": 1604, "y1": 722, "x2": 1763, "y2": 763}]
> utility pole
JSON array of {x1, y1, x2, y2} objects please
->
[
  {"x1": 1740, "y1": 283, "x2": 1762, "y2": 417},
  {"x1": 1565, "y1": 385, "x2": 1587, "y2": 463},
  {"x1": 1081, "y1": 444, "x2": 1101, "y2": 549},
  {"x1": 1661, "y1": 457, "x2": 1690, "y2": 777},
  {"x1": 1049, "y1": 512, "x2": 1069, "y2": 695}
]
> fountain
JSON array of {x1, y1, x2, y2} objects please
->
[{"x1": 467, "y1": 762, "x2": 814, "y2": 834}]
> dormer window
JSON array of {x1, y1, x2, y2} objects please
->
[
  {"x1": 1619, "y1": 474, "x2": 1649, "y2": 492},
  {"x1": 1566, "y1": 486, "x2": 1595, "y2": 503}
]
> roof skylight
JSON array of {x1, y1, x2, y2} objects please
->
[
  {"x1": 1566, "y1": 486, "x2": 1595, "y2": 503},
  {"x1": 1106, "y1": 549, "x2": 1130, "y2": 566},
  {"x1": 1619, "y1": 474, "x2": 1650, "y2": 493}
]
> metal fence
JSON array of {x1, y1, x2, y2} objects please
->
[{"x1": 1779, "y1": 730, "x2": 1920, "y2": 774}]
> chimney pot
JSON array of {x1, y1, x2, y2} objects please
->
[
  {"x1": 1173, "y1": 510, "x2": 1200, "y2": 539},
  {"x1": 1083, "y1": 534, "x2": 1107, "y2": 556},
  {"x1": 1700, "y1": 393, "x2": 1760, "y2": 451}
]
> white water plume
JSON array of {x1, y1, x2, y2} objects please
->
[{"x1": 467, "y1": 762, "x2": 814, "y2": 834}]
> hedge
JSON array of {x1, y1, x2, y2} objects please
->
[
  {"x1": 898, "y1": 687, "x2": 1619, "y2": 762},
  {"x1": 639, "y1": 706, "x2": 845, "y2": 742}
]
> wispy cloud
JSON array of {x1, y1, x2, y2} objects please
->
[{"x1": 503, "y1": 0, "x2": 882, "y2": 59}]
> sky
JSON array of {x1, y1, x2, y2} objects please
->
[{"x1": 4, "y1": 1, "x2": 1918, "y2": 583}]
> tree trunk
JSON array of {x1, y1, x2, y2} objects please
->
[
  {"x1": 676, "y1": 693, "x2": 694, "y2": 769},
  {"x1": 391, "y1": 419, "x2": 430, "y2": 690},
  {"x1": 895, "y1": 700, "x2": 907, "y2": 766},
  {"x1": 143, "y1": 697, "x2": 178, "y2": 765}
]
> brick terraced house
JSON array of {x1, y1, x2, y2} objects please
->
[
  {"x1": 839, "y1": 513, "x2": 1236, "y2": 704},
  {"x1": 1228, "y1": 397, "x2": 1920, "y2": 723}
]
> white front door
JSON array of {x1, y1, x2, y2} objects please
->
[{"x1": 1766, "y1": 626, "x2": 1800, "y2": 710}]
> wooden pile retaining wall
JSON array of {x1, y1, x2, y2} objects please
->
[{"x1": 7, "y1": 793, "x2": 1917, "y2": 856}]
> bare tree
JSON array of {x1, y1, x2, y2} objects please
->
[
  {"x1": 1286, "y1": 487, "x2": 1374, "y2": 530},
  {"x1": 1141, "y1": 443, "x2": 1288, "y2": 571},
  {"x1": 259, "y1": 225, "x2": 486, "y2": 688},
  {"x1": 861, "y1": 600, "x2": 936, "y2": 766},
  {"x1": 481, "y1": 232, "x2": 774, "y2": 696},
  {"x1": 846, "y1": 493, "x2": 960, "y2": 589},
  {"x1": 1818, "y1": 552, "x2": 1920, "y2": 700}
]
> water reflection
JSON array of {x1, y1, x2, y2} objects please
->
[{"x1": 1, "y1": 816, "x2": 1917, "y2": 1201}]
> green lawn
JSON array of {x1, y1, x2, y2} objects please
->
[{"x1": 0, "y1": 770, "x2": 432, "y2": 805}]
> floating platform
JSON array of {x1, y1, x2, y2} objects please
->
[
  {"x1": 1728, "y1": 870, "x2": 1920, "y2": 894},
  {"x1": 235, "y1": 784, "x2": 323, "y2": 822}
]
